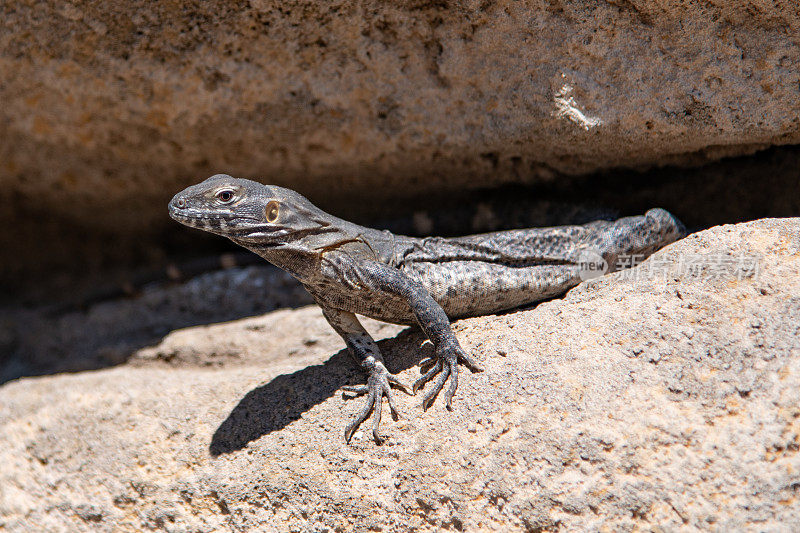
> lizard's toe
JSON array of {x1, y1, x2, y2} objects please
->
[
  {"x1": 384, "y1": 385, "x2": 401, "y2": 421},
  {"x1": 342, "y1": 384, "x2": 370, "y2": 397},
  {"x1": 371, "y1": 394, "x2": 384, "y2": 444},
  {"x1": 413, "y1": 359, "x2": 442, "y2": 394},
  {"x1": 415, "y1": 342, "x2": 482, "y2": 410},
  {"x1": 444, "y1": 360, "x2": 459, "y2": 410},
  {"x1": 345, "y1": 387, "x2": 377, "y2": 443},
  {"x1": 418, "y1": 356, "x2": 438, "y2": 373},
  {"x1": 459, "y1": 351, "x2": 484, "y2": 373},
  {"x1": 343, "y1": 367, "x2": 406, "y2": 444},
  {"x1": 421, "y1": 364, "x2": 451, "y2": 411}
]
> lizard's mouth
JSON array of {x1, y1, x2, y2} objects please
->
[
  {"x1": 168, "y1": 207, "x2": 263, "y2": 233},
  {"x1": 168, "y1": 208, "x2": 214, "y2": 226}
]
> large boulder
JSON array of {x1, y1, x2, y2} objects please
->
[
  {"x1": 2, "y1": 1, "x2": 799, "y2": 233},
  {"x1": 2, "y1": 218, "x2": 799, "y2": 531}
]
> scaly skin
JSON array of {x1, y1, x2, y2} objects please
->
[{"x1": 169, "y1": 174, "x2": 685, "y2": 443}]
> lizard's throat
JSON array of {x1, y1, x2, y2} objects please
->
[{"x1": 235, "y1": 241, "x2": 318, "y2": 281}]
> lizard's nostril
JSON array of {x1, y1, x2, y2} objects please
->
[{"x1": 176, "y1": 198, "x2": 187, "y2": 209}]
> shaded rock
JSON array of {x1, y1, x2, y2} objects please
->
[
  {"x1": 1, "y1": 218, "x2": 800, "y2": 531},
  {"x1": 0, "y1": 265, "x2": 313, "y2": 382}
]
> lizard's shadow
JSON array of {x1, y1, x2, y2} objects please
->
[{"x1": 209, "y1": 328, "x2": 429, "y2": 456}]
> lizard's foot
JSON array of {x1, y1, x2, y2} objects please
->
[
  {"x1": 342, "y1": 364, "x2": 412, "y2": 444},
  {"x1": 413, "y1": 340, "x2": 483, "y2": 411}
]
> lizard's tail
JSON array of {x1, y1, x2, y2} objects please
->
[{"x1": 597, "y1": 208, "x2": 685, "y2": 273}]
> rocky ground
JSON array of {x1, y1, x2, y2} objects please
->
[{"x1": 2, "y1": 218, "x2": 799, "y2": 532}]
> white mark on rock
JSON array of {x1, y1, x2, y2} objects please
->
[{"x1": 554, "y1": 84, "x2": 602, "y2": 130}]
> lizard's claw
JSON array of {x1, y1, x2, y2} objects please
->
[
  {"x1": 413, "y1": 341, "x2": 483, "y2": 411},
  {"x1": 342, "y1": 365, "x2": 412, "y2": 444}
]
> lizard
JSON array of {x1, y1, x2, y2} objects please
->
[{"x1": 169, "y1": 174, "x2": 685, "y2": 443}]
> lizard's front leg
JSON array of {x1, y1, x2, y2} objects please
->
[
  {"x1": 317, "y1": 305, "x2": 411, "y2": 444},
  {"x1": 353, "y1": 262, "x2": 485, "y2": 411}
]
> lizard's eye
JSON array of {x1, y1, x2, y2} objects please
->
[
  {"x1": 265, "y1": 201, "x2": 280, "y2": 223},
  {"x1": 216, "y1": 189, "x2": 235, "y2": 203}
]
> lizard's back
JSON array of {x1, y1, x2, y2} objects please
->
[{"x1": 398, "y1": 208, "x2": 683, "y2": 318}]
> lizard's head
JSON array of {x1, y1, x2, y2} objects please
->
[{"x1": 169, "y1": 174, "x2": 334, "y2": 247}]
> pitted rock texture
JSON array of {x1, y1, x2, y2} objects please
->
[
  {"x1": 2, "y1": 0, "x2": 800, "y2": 234},
  {"x1": 2, "y1": 218, "x2": 800, "y2": 531}
]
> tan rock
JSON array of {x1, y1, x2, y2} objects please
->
[
  {"x1": 2, "y1": 218, "x2": 799, "y2": 531},
  {"x1": 2, "y1": 1, "x2": 799, "y2": 233}
]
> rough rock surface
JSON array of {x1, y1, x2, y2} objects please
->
[
  {"x1": 2, "y1": 218, "x2": 800, "y2": 531},
  {"x1": 2, "y1": 1, "x2": 800, "y2": 234}
]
